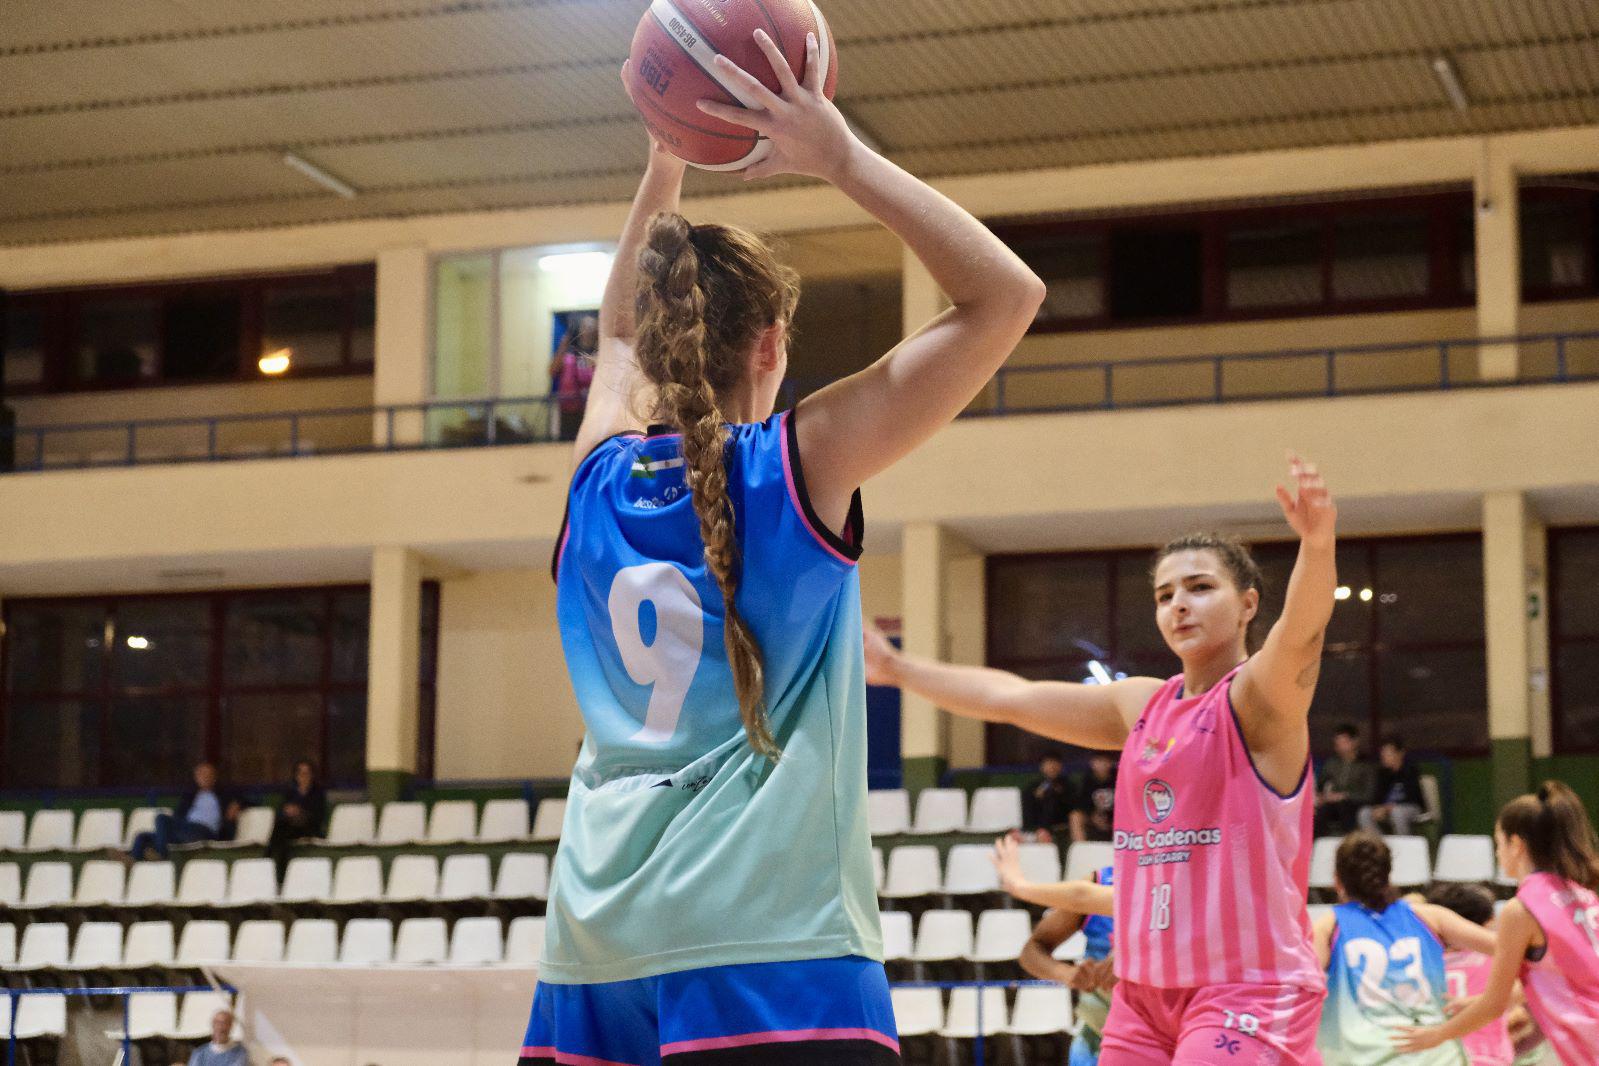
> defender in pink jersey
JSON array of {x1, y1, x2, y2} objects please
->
[
  {"x1": 1426, "y1": 883, "x2": 1515, "y2": 1066},
  {"x1": 1397, "y1": 782, "x2": 1599, "y2": 1064},
  {"x1": 866, "y1": 457, "x2": 1341, "y2": 1064}
]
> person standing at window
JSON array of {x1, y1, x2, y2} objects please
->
[{"x1": 549, "y1": 313, "x2": 598, "y2": 442}]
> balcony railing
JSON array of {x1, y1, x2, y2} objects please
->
[{"x1": 3, "y1": 330, "x2": 1596, "y2": 473}]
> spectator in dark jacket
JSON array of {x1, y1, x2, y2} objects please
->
[
  {"x1": 1358, "y1": 734, "x2": 1426, "y2": 835},
  {"x1": 128, "y1": 762, "x2": 241, "y2": 861},
  {"x1": 1020, "y1": 751, "x2": 1073, "y2": 841},
  {"x1": 1070, "y1": 753, "x2": 1118, "y2": 843},
  {"x1": 266, "y1": 760, "x2": 328, "y2": 880},
  {"x1": 1314, "y1": 723, "x2": 1377, "y2": 835}
]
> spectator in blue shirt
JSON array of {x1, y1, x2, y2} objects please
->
[
  {"x1": 127, "y1": 762, "x2": 241, "y2": 861},
  {"x1": 187, "y1": 1009, "x2": 248, "y2": 1066}
]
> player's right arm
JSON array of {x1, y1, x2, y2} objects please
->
[
  {"x1": 1020, "y1": 907, "x2": 1086, "y2": 986},
  {"x1": 697, "y1": 31, "x2": 1046, "y2": 533},
  {"x1": 865, "y1": 626, "x2": 1154, "y2": 749},
  {"x1": 1395, "y1": 900, "x2": 1538, "y2": 1052},
  {"x1": 1312, "y1": 909, "x2": 1338, "y2": 970}
]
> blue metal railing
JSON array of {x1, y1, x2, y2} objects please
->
[
  {"x1": 4, "y1": 329, "x2": 1596, "y2": 474},
  {"x1": 5, "y1": 983, "x2": 236, "y2": 1066}
]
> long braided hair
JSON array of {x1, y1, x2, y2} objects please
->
[
  {"x1": 1335, "y1": 830, "x2": 1397, "y2": 912},
  {"x1": 635, "y1": 213, "x2": 799, "y2": 758}
]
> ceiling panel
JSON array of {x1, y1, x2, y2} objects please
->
[{"x1": 0, "y1": 0, "x2": 1594, "y2": 246}]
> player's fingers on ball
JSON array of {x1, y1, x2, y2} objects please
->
[
  {"x1": 711, "y1": 54, "x2": 783, "y2": 110},
  {"x1": 696, "y1": 99, "x2": 767, "y2": 130},
  {"x1": 803, "y1": 33, "x2": 823, "y2": 93},
  {"x1": 751, "y1": 29, "x2": 799, "y2": 94}
]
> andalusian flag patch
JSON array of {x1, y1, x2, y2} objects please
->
[{"x1": 631, "y1": 456, "x2": 685, "y2": 479}]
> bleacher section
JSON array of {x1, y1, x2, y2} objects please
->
[{"x1": 0, "y1": 790, "x2": 1508, "y2": 1065}]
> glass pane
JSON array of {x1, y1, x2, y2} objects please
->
[
  {"x1": 1521, "y1": 198, "x2": 1588, "y2": 290},
  {"x1": 1377, "y1": 646, "x2": 1488, "y2": 751},
  {"x1": 1375, "y1": 539, "x2": 1484, "y2": 645},
  {"x1": 6, "y1": 602, "x2": 106, "y2": 693},
  {"x1": 1227, "y1": 222, "x2": 1323, "y2": 309},
  {"x1": 162, "y1": 292, "x2": 241, "y2": 380},
  {"x1": 113, "y1": 598, "x2": 212, "y2": 690},
  {"x1": 263, "y1": 287, "x2": 345, "y2": 371},
  {"x1": 224, "y1": 592, "x2": 325, "y2": 686},
  {"x1": 1108, "y1": 228, "x2": 1202, "y2": 320},
  {"x1": 1113, "y1": 550, "x2": 1167, "y2": 660},
  {"x1": 3, "y1": 303, "x2": 47, "y2": 387},
  {"x1": 1332, "y1": 213, "x2": 1430, "y2": 301},
  {"x1": 1553, "y1": 530, "x2": 1599, "y2": 639},
  {"x1": 76, "y1": 297, "x2": 159, "y2": 383},
  {"x1": 222, "y1": 691, "x2": 323, "y2": 785},
  {"x1": 1555, "y1": 643, "x2": 1599, "y2": 750},
  {"x1": 989, "y1": 557, "x2": 1111, "y2": 663},
  {"x1": 104, "y1": 695, "x2": 207, "y2": 786},
  {"x1": 1457, "y1": 206, "x2": 1477, "y2": 294},
  {"x1": 1014, "y1": 236, "x2": 1103, "y2": 321},
  {"x1": 331, "y1": 591, "x2": 370, "y2": 684},
  {"x1": 499, "y1": 246, "x2": 613, "y2": 404},
  {"x1": 349, "y1": 277, "x2": 376, "y2": 364},
  {"x1": 326, "y1": 691, "x2": 367, "y2": 787},
  {"x1": 3, "y1": 700, "x2": 101, "y2": 788},
  {"x1": 433, "y1": 254, "x2": 495, "y2": 400}
]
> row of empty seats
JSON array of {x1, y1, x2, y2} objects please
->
[
  {"x1": 881, "y1": 908, "x2": 1088, "y2": 980},
  {"x1": 0, "y1": 798, "x2": 569, "y2": 854},
  {"x1": 878, "y1": 841, "x2": 1104, "y2": 903},
  {"x1": 893, "y1": 985, "x2": 1074, "y2": 1041},
  {"x1": 1308, "y1": 834, "x2": 1505, "y2": 892},
  {"x1": 2, "y1": 915, "x2": 547, "y2": 974},
  {"x1": 869, "y1": 787, "x2": 1025, "y2": 836},
  {"x1": 1, "y1": 853, "x2": 549, "y2": 913}
]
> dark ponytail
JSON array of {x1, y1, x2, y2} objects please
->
[
  {"x1": 1335, "y1": 830, "x2": 1396, "y2": 912},
  {"x1": 634, "y1": 214, "x2": 798, "y2": 759},
  {"x1": 1498, "y1": 780, "x2": 1599, "y2": 891}
]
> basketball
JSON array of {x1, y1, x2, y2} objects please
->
[{"x1": 623, "y1": 0, "x2": 840, "y2": 171}]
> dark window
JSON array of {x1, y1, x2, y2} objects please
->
[
  {"x1": 986, "y1": 534, "x2": 1487, "y2": 765},
  {"x1": 1332, "y1": 213, "x2": 1431, "y2": 302},
  {"x1": 76, "y1": 297, "x2": 159, "y2": 385},
  {"x1": 0, "y1": 583, "x2": 437, "y2": 788},
  {"x1": 162, "y1": 292, "x2": 242, "y2": 380},
  {"x1": 3, "y1": 302, "x2": 48, "y2": 389},
  {"x1": 1553, "y1": 528, "x2": 1599, "y2": 752},
  {"x1": 1521, "y1": 195, "x2": 1592, "y2": 294},
  {"x1": 1226, "y1": 222, "x2": 1323, "y2": 310},
  {"x1": 1018, "y1": 235, "x2": 1104, "y2": 322},
  {"x1": 1108, "y1": 227, "x2": 1203, "y2": 320},
  {"x1": 263, "y1": 287, "x2": 347, "y2": 370}
]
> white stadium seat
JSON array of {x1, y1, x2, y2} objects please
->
[
  {"x1": 942, "y1": 844, "x2": 1001, "y2": 896},
  {"x1": 872, "y1": 847, "x2": 885, "y2": 893},
  {"x1": 867, "y1": 790, "x2": 911, "y2": 836},
  {"x1": 0, "y1": 863, "x2": 17, "y2": 907},
  {"x1": 125, "y1": 861, "x2": 176, "y2": 908},
  {"x1": 24, "y1": 809, "x2": 74, "y2": 851},
  {"x1": 330, "y1": 856, "x2": 385, "y2": 905},
  {"x1": 376, "y1": 802, "x2": 426, "y2": 846},
  {"x1": 14, "y1": 923, "x2": 69, "y2": 970},
  {"x1": 122, "y1": 807, "x2": 166, "y2": 849},
  {"x1": 227, "y1": 806, "x2": 276, "y2": 848},
  {"x1": 232, "y1": 920, "x2": 286, "y2": 964},
  {"x1": 0, "y1": 923, "x2": 14, "y2": 966},
  {"x1": 1386, "y1": 835, "x2": 1432, "y2": 887},
  {"x1": 73, "y1": 808, "x2": 125, "y2": 851},
  {"x1": 880, "y1": 846, "x2": 942, "y2": 901},
  {"x1": 20, "y1": 861, "x2": 73, "y2": 909},
  {"x1": 395, "y1": 918, "x2": 450, "y2": 964},
  {"x1": 1309, "y1": 837, "x2": 1340, "y2": 892},
  {"x1": 279, "y1": 857, "x2": 333, "y2": 904},
  {"x1": 972, "y1": 909, "x2": 1033, "y2": 964},
  {"x1": 175, "y1": 920, "x2": 231, "y2": 967},
  {"x1": 910, "y1": 788, "x2": 967, "y2": 834},
  {"x1": 176, "y1": 859, "x2": 229, "y2": 907},
  {"x1": 439, "y1": 853, "x2": 493, "y2": 902},
  {"x1": 531, "y1": 799, "x2": 567, "y2": 842},
  {"x1": 966, "y1": 787, "x2": 1023, "y2": 832},
  {"x1": 340, "y1": 918, "x2": 395, "y2": 965},
  {"x1": 285, "y1": 919, "x2": 339, "y2": 965},
  {"x1": 74, "y1": 859, "x2": 126, "y2": 906},
  {"x1": 170, "y1": 991, "x2": 237, "y2": 1040},
  {"x1": 449, "y1": 917, "x2": 505, "y2": 965},
  {"x1": 1064, "y1": 841, "x2": 1115, "y2": 883},
  {"x1": 324, "y1": 803, "x2": 376, "y2": 846},
  {"x1": 1434, "y1": 834, "x2": 1495, "y2": 883},
  {"x1": 114, "y1": 992, "x2": 177, "y2": 1040},
  {"x1": 1017, "y1": 841, "x2": 1062, "y2": 884},
  {"x1": 940, "y1": 987, "x2": 1007, "y2": 1037},
  {"x1": 426, "y1": 800, "x2": 478, "y2": 844},
  {"x1": 122, "y1": 921, "x2": 176, "y2": 968},
  {"x1": 224, "y1": 858, "x2": 279, "y2": 906},
  {"x1": 386, "y1": 855, "x2": 440, "y2": 903},
  {"x1": 494, "y1": 852, "x2": 550, "y2": 900},
  {"x1": 890, "y1": 987, "x2": 943, "y2": 1037},
  {"x1": 880, "y1": 911, "x2": 913, "y2": 963},
  {"x1": 478, "y1": 799, "x2": 530, "y2": 843},
  {"x1": 504, "y1": 917, "x2": 546, "y2": 967},
  {"x1": 912, "y1": 909, "x2": 974, "y2": 964},
  {"x1": 67, "y1": 921, "x2": 123, "y2": 970},
  {"x1": 0, "y1": 811, "x2": 23, "y2": 851},
  {"x1": 9, "y1": 994, "x2": 67, "y2": 1040},
  {"x1": 1009, "y1": 985, "x2": 1074, "y2": 1035}
]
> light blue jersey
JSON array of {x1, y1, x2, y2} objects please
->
[
  {"x1": 1319, "y1": 899, "x2": 1468, "y2": 1066},
  {"x1": 1071, "y1": 865, "x2": 1115, "y2": 1062},
  {"x1": 543, "y1": 411, "x2": 880, "y2": 984}
]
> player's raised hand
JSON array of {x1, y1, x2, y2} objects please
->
[
  {"x1": 862, "y1": 624, "x2": 899, "y2": 687},
  {"x1": 1274, "y1": 453, "x2": 1336, "y2": 549},
  {"x1": 696, "y1": 30, "x2": 859, "y2": 183}
]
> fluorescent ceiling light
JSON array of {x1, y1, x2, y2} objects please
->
[
  {"x1": 126, "y1": 635, "x2": 151, "y2": 650},
  {"x1": 1430, "y1": 56, "x2": 1470, "y2": 111},
  {"x1": 538, "y1": 250, "x2": 615, "y2": 274},
  {"x1": 283, "y1": 152, "x2": 359, "y2": 199},
  {"x1": 259, "y1": 348, "x2": 292, "y2": 375}
]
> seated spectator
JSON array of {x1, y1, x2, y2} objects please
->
[
  {"x1": 1020, "y1": 751, "x2": 1073, "y2": 841},
  {"x1": 1070, "y1": 752, "x2": 1117, "y2": 843},
  {"x1": 266, "y1": 760, "x2": 328, "y2": 880},
  {"x1": 1314, "y1": 723, "x2": 1376, "y2": 835},
  {"x1": 187, "y1": 1009, "x2": 249, "y2": 1066},
  {"x1": 128, "y1": 762, "x2": 241, "y2": 862},
  {"x1": 1358, "y1": 735, "x2": 1425, "y2": 835}
]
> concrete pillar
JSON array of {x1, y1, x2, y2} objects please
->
[
  {"x1": 367, "y1": 546, "x2": 423, "y2": 804},
  {"x1": 374, "y1": 247, "x2": 432, "y2": 447},
  {"x1": 1474, "y1": 148, "x2": 1521, "y2": 381},
  {"x1": 900, "y1": 524, "x2": 986, "y2": 790},
  {"x1": 1483, "y1": 492, "x2": 1547, "y2": 810},
  {"x1": 945, "y1": 553, "x2": 989, "y2": 770}
]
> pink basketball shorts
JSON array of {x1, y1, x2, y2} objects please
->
[{"x1": 1098, "y1": 979, "x2": 1324, "y2": 1065}]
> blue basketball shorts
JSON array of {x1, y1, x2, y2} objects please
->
[{"x1": 518, "y1": 954, "x2": 900, "y2": 1065}]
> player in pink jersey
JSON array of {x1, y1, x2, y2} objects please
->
[
  {"x1": 866, "y1": 457, "x2": 1338, "y2": 1064},
  {"x1": 1397, "y1": 781, "x2": 1599, "y2": 1063},
  {"x1": 1423, "y1": 883, "x2": 1515, "y2": 1066}
]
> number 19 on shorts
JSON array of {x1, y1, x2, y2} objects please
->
[{"x1": 1149, "y1": 883, "x2": 1173, "y2": 932}]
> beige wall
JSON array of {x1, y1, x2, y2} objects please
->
[{"x1": 434, "y1": 568, "x2": 584, "y2": 781}]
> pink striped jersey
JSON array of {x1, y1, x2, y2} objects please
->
[
  {"x1": 1111, "y1": 664, "x2": 1323, "y2": 991},
  {"x1": 1443, "y1": 948, "x2": 1513, "y2": 1066},
  {"x1": 1514, "y1": 871, "x2": 1599, "y2": 1064}
]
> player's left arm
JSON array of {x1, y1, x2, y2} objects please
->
[
  {"x1": 571, "y1": 137, "x2": 688, "y2": 469},
  {"x1": 1233, "y1": 456, "x2": 1337, "y2": 762},
  {"x1": 1395, "y1": 900, "x2": 1536, "y2": 1052},
  {"x1": 992, "y1": 837, "x2": 1114, "y2": 914}
]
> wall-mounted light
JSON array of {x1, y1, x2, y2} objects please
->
[
  {"x1": 259, "y1": 348, "x2": 292, "y2": 376},
  {"x1": 537, "y1": 250, "x2": 615, "y2": 274},
  {"x1": 283, "y1": 152, "x2": 360, "y2": 199},
  {"x1": 126, "y1": 635, "x2": 151, "y2": 650},
  {"x1": 1359, "y1": 587, "x2": 1374, "y2": 603},
  {"x1": 1334, "y1": 586, "x2": 1352, "y2": 601}
]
